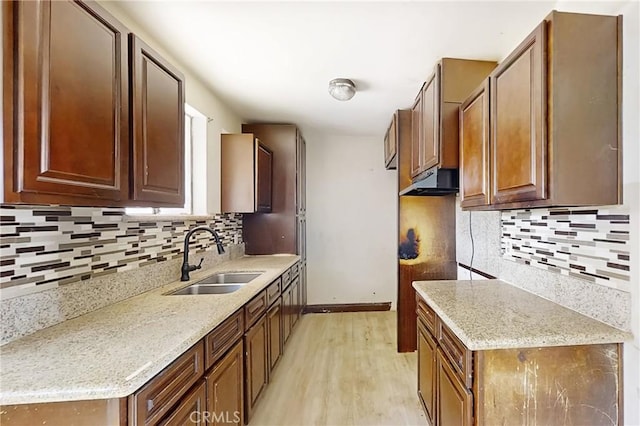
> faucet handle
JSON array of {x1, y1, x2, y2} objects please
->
[{"x1": 195, "y1": 258, "x2": 204, "y2": 270}]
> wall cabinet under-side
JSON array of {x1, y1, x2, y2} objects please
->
[
  {"x1": 221, "y1": 134, "x2": 273, "y2": 213},
  {"x1": 2, "y1": 0, "x2": 186, "y2": 208},
  {"x1": 460, "y1": 11, "x2": 622, "y2": 210}
]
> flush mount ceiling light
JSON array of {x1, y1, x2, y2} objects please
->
[{"x1": 328, "y1": 78, "x2": 356, "y2": 101}]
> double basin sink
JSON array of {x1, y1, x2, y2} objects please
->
[{"x1": 168, "y1": 272, "x2": 263, "y2": 295}]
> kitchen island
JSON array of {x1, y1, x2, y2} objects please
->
[
  {"x1": 0, "y1": 254, "x2": 301, "y2": 425},
  {"x1": 413, "y1": 279, "x2": 632, "y2": 426}
]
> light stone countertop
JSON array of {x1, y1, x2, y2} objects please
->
[
  {"x1": 413, "y1": 279, "x2": 632, "y2": 351},
  {"x1": 0, "y1": 255, "x2": 299, "y2": 406}
]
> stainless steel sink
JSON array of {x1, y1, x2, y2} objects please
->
[
  {"x1": 167, "y1": 271, "x2": 263, "y2": 296},
  {"x1": 170, "y1": 284, "x2": 245, "y2": 295},
  {"x1": 197, "y1": 272, "x2": 262, "y2": 284}
]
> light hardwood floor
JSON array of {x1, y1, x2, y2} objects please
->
[{"x1": 250, "y1": 311, "x2": 427, "y2": 426}]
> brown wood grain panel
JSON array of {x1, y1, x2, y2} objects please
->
[
  {"x1": 159, "y1": 381, "x2": 206, "y2": 426},
  {"x1": 241, "y1": 124, "x2": 299, "y2": 255},
  {"x1": 130, "y1": 342, "x2": 204, "y2": 426},
  {"x1": 0, "y1": 398, "x2": 127, "y2": 426},
  {"x1": 437, "y1": 349, "x2": 473, "y2": 426},
  {"x1": 384, "y1": 112, "x2": 398, "y2": 169},
  {"x1": 244, "y1": 290, "x2": 267, "y2": 331},
  {"x1": 396, "y1": 110, "x2": 413, "y2": 192},
  {"x1": 244, "y1": 315, "x2": 268, "y2": 422},
  {"x1": 417, "y1": 318, "x2": 437, "y2": 426},
  {"x1": 397, "y1": 196, "x2": 457, "y2": 352},
  {"x1": 410, "y1": 89, "x2": 423, "y2": 178},
  {"x1": 491, "y1": 22, "x2": 547, "y2": 204},
  {"x1": 4, "y1": 0, "x2": 129, "y2": 205},
  {"x1": 205, "y1": 340, "x2": 244, "y2": 426},
  {"x1": 460, "y1": 80, "x2": 491, "y2": 208},
  {"x1": 266, "y1": 278, "x2": 282, "y2": 306},
  {"x1": 204, "y1": 310, "x2": 244, "y2": 371},
  {"x1": 130, "y1": 34, "x2": 185, "y2": 206},
  {"x1": 303, "y1": 302, "x2": 391, "y2": 314},
  {"x1": 421, "y1": 68, "x2": 440, "y2": 172},
  {"x1": 267, "y1": 299, "x2": 283, "y2": 374},
  {"x1": 475, "y1": 344, "x2": 622, "y2": 425},
  {"x1": 221, "y1": 133, "x2": 255, "y2": 213},
  {"x1": 255, "y1": 142, "x2": 273, "y2": 212}
]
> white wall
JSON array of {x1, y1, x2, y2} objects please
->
[
  {"x1": 306, "y1": 132, "x2": 398, "y2": 308},
  {"x1": 97, "y1": 2, "x2": 244, "y2": 214}
]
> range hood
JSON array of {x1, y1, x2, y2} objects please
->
[{"x1": 399, "y1": 168, "x2": 459, "y2": 196}]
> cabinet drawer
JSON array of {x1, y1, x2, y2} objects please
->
[
  {"x1": 205, "y1": 310, "x2": 244, "y2": 370},
  {"x1": 266, "y1": 278, "x2": 282, "y2": 306},
  {"x1": 416, "y1": 297, "x2": 438, "y2": 338},
  {"x1": 281, "y1": 270, "x2": 291, "y2": 290},
  {"x1": 290, "y1": 262, "x2": 300, "y2": 279},
  {"x1": 159, "y1": 380, "x2": 206, "y2": 426},
  {"x1": 130, "y1": 342, "x2": 204, "y2": 426},
  {"x1": 439, "y1": 322, "x2": 473, "y2": 389},
  {"x1": 245, "y1": 290, "x2": 268, "y2": 331}
]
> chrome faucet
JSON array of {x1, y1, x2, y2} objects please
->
[{"x1": 181, "y1": 225, "x2": 225, "y2": 281}]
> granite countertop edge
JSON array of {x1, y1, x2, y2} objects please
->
[
  {"x1": 0, "y1": 254, "x2": 300, "y2": 406},
  {"x1": 412, "y1": 279, "x2": 633, "y2": 351}
]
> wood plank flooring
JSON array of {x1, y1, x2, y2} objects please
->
[{"x1": 250, "y1": 311, "x2": 426, "y2": 425}]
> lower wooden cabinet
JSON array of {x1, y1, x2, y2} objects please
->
[
  {"x1": 205, "y1": 341, "x2": 244, "y2": 426},
  {"x1": 417, "y1": 319, "x2": 437, "y2": 425},
  {"x1": 130, "y1": 342, "x2": 205, "y2": 425},
  {"x1": 282, "y1": 284, "x2": 293, "y2": 344},
  {"x1": 267, "y1": 299, "x2": 283, "y2": 373},
  {"x1": 160, "y1": 381, "x2": 206, "y2": 426},
  {"x1": 416, "y1": 294, "x2": 623, "y2": 425},
  {"x1": 436, "y1": 349, "x2": 473, "y2": 426},
  {"x1": 244, "y1": 315, "x2": 268, "y2": 422}
]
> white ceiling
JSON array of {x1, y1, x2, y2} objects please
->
[{"x1": 109, "y1": 1, "x2": 612, "y2": 138}]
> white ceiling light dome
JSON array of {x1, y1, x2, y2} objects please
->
[{"x1": 328, "y1": 78, "x2": 356, "y2": 101}]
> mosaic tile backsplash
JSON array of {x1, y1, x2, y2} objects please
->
[
  {"x1": 501, "y1": 208, "x2": 631, "y2": 291},
  {"x1": 0, "y1": 205, "x2": 243, "y2": 298}
]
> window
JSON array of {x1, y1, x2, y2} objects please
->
[{"x1": 126, "y1": 104, "x2": 207, "y2": 216}]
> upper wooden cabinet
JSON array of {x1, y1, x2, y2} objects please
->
[
  {"x1": 241, "y1": 124, "x2": 305, "y2": 256},
  {"x1": 130, "y1": 35, "x2": 185, "y2": 206},
  {"x1": 410, "y1": 58, "x2": 497, "y2": 180},
  {"x1": 2, "y1": 0, "x2": 185, "y2": 208},
  {"x1": 220, "y1": 134, "x2": 273, "y2": 213},
  {"x1": 459, "y1": 80, "x2": 491, "y2": 208},
  {"x1": 383, "y1": 113, "x2": 398, "y2": 169},
  {"x1": 460, "y1": 11, "x2": 622, "y2": 210},
  {"x1": 2, "y1": 0, "x2": 129, "y2": 205}
]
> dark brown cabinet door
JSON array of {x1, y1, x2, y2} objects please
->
[
  {"x1": 4, "y1": 0, "x2": 129, "y2": 205},
  {"x1": 130, "y1": 35, "x2": 185, "y2": 206},
  {"x1": 244, "y1": 315, "x2": 268, "y2": 422},
  {"x1": 410, "y1": 90, "x2": 423, "y2": 178},
  {"x1": 437, "y1": 349, "x2": 473, "y2": 426},
  {"x1": 255, "y1": 142, "x2": 272, "y2": 212},
  {"x1": 460, "y1": 80, "x2": 491, "y2": 208},
  {"x1": 160, "y1": 381, "x2": 206, "y2": 426},
  {"x1": 267, "y1": 300, "x2": 283, "y2": 374},
  {"x1": 490, "y1": 22, "x2": 547, "y2": 205},
  {"x1": 417, "y1": 320, "x2": 437, "y2": 425},
  {"x1": 205, "y1": 340, "x2": 244, "y2": 426},
  {"x1": 421, "y1": 68, "x2": 440, "y2": 173},
  {"x1": 282, "y1": 287, "x2": 292, "y2": 344},
  {"x1": 297, "y1": 134, "x2": 306, "y2": 215},
  {"x1": 384, "y1": 113, "x2": 397, "y2": 169},
  {"x1": 290, "y1": 276, "x2": 301, "y2": 329}
]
